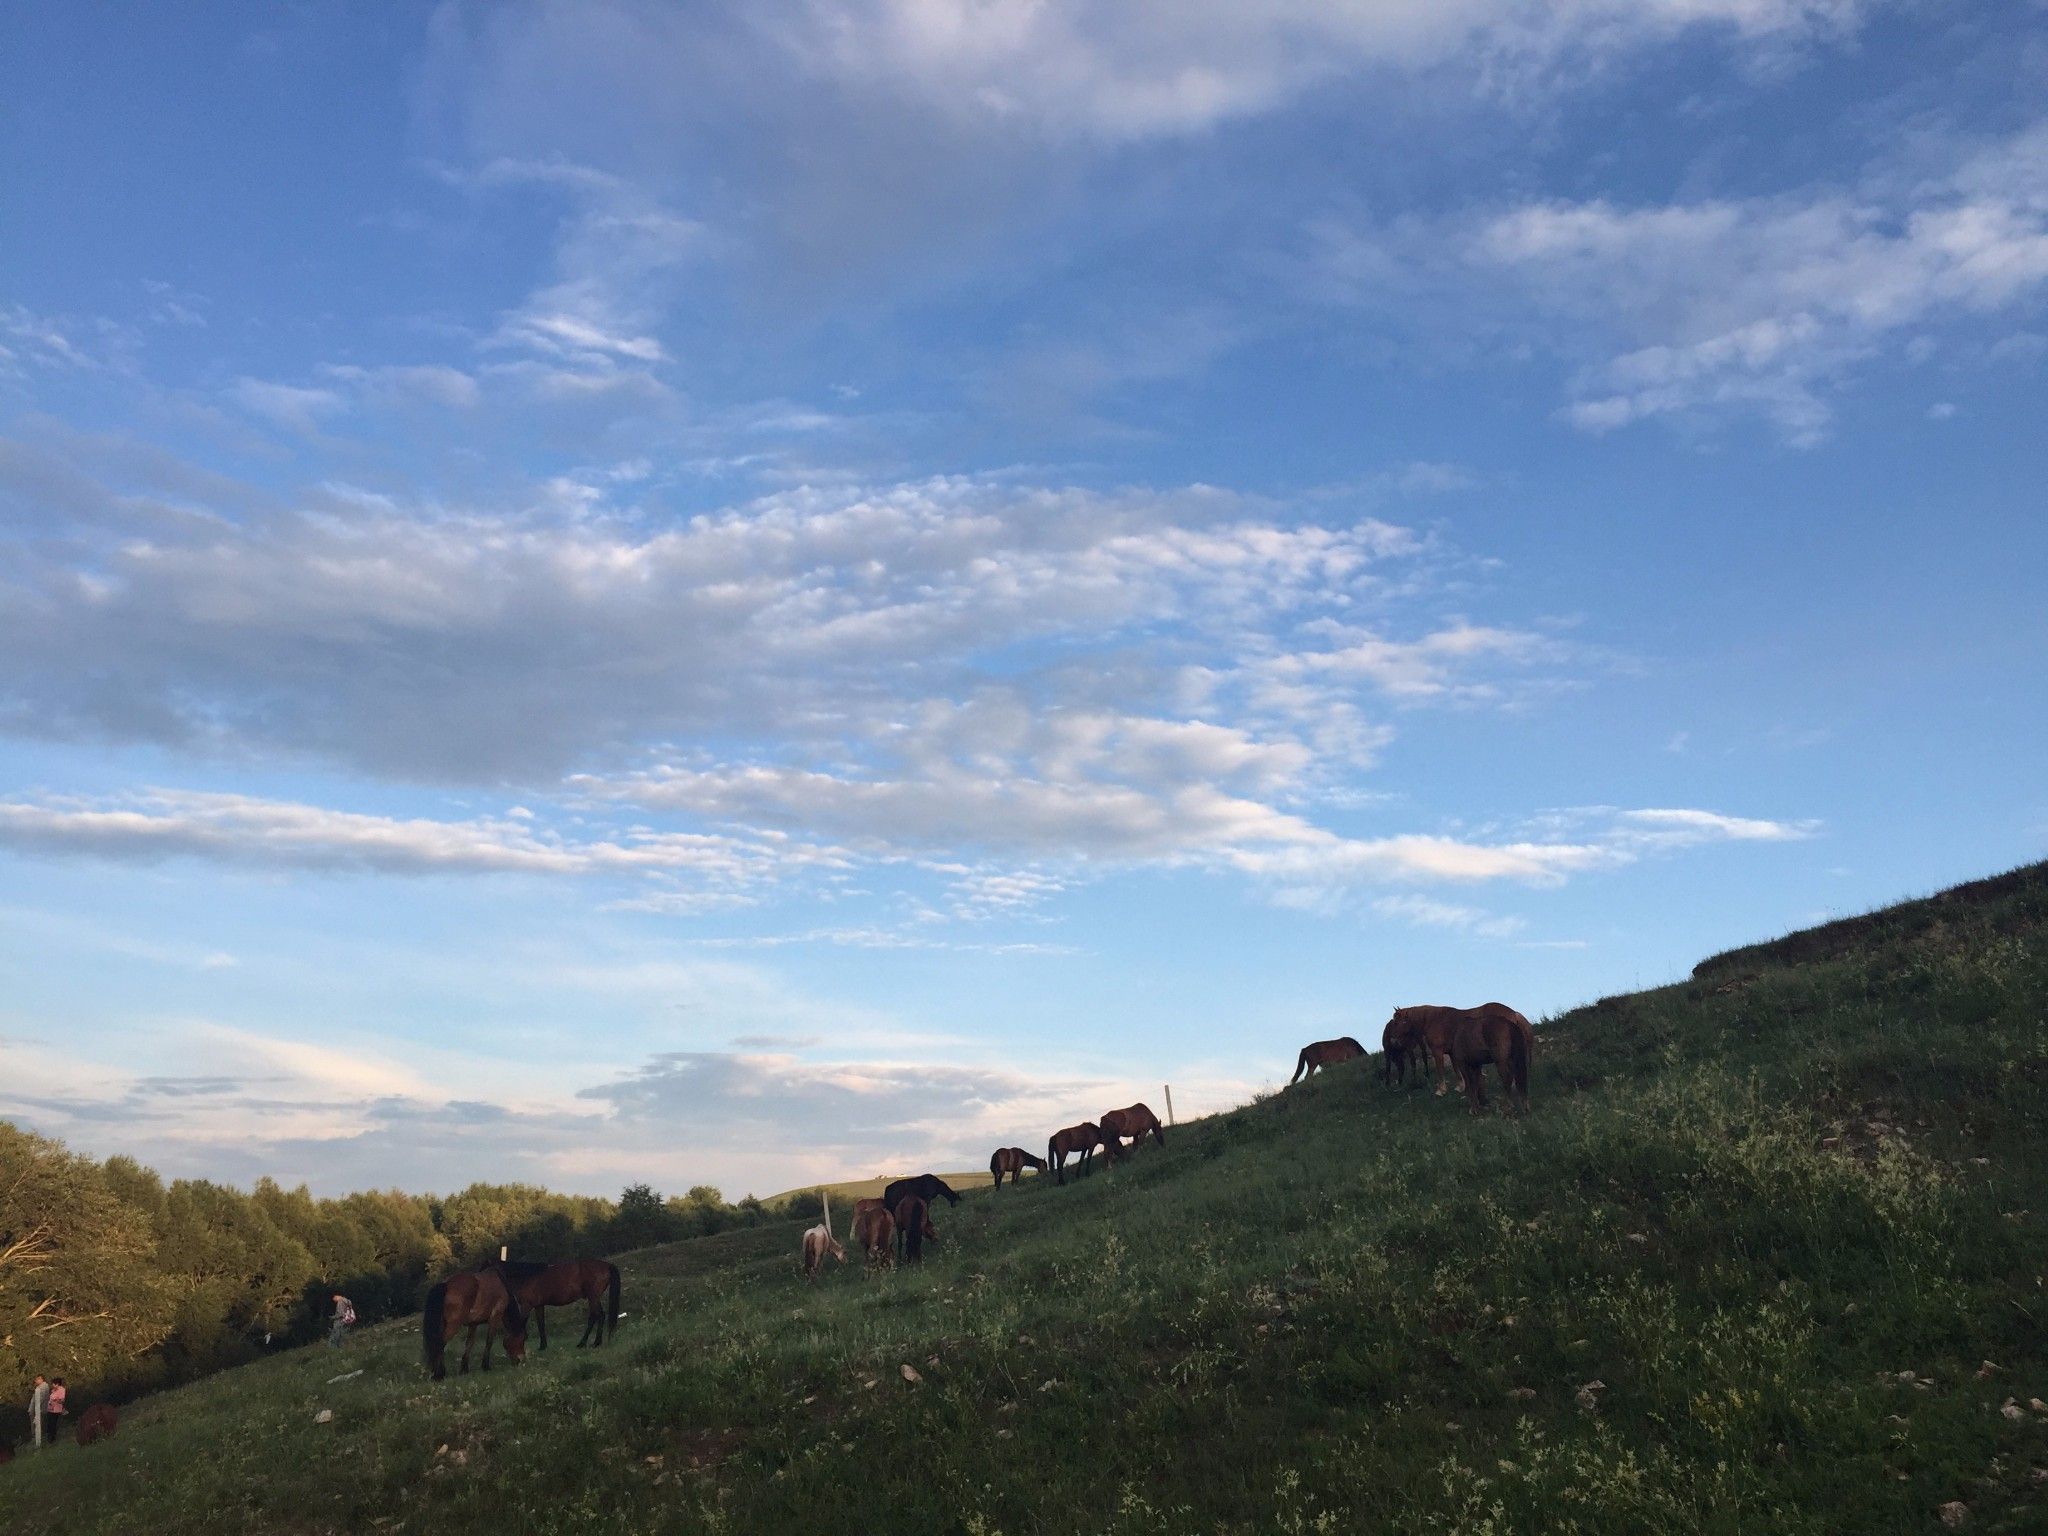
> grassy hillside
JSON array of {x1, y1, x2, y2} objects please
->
[{"x1": 8, "y1": 863, "x2": 2048, "y2": 1534}]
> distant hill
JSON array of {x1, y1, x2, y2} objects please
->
[
  {"x1": 761, "y1": 1170, "x2": 997, "y2": 1211},
  {"x1": 9, "y1": 861, "x2": 2047, "y2": 1534}
]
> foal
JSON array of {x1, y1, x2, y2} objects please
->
[{"x1": 801, "y1": 1191, "x2": 846, "y2": 1279}]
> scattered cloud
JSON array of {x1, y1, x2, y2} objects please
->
[{"x1": 1314, "y1": 122, "x2": 2048, "y2": 441}]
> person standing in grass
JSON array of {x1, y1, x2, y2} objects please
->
[
  {"x1": 328, "y1": 1292, "x2": 356, "y2": 1347},
  {"x1": 28, "y1": 1375, "x2": 48, "y2": 1450},
  {"x1": 43, "y1": 1378, "x2": 67, "y2": 1444}
]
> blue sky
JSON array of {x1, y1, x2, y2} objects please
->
[{"x1": 2, "y1": 1, "x2": 2042, "y2": 1198}]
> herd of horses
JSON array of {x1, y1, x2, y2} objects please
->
[
  {"x1": 419, "y1": 1002, "x2": 1536, "y2": 1372},
  {"x1": 1295, "y1": 1001, "x2": 1535, "y2": 1115},
  {"x1": 421, "y1": 1257, "x2": 622, "y2": 1379}
]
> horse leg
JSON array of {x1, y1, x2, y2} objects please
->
[
  {"x1": 482, "y1": 1321, "x2": 495, "y2": 1372},
  {"x1": 459, "y1": 1322, "x2": 476, "y2": 1374},
  {"x1": 535, "y1": 1304, "x2": 547, "y2": 1351},
  {"x1": 578, "y1": 1298, "x2": 598, "y2": 1348}
]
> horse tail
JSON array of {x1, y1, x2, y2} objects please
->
[
  {"x1": 1510, "y1": 1022, "x2": 1533, "y2": 1105},
  {"x1": 422, "y1": 1280, "x2": 448, "y2": 1373},
  {"x1": 1290, "y1": 1047, "x2": 1308, "y2": 1084},
  {"x1": 604, "y1": 1262, "x2": 621, "y2": 1341}
]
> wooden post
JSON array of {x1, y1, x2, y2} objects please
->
[
  {"x1": 1164, "y1": 1084, "x2": 1175, "y2": 1125},
  {"x1": 499, "y1": 1244, "x2": 508, "y2": 1262}
]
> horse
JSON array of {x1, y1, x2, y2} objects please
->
[
  {"x1": 1449, "y1": 1005, "x2": 1535, "y2": 1114},
  {"x1": 1381, "y1": 1005, "x2": 1504, "y2": 1095},
  {"x1": 487, "y1": 1257, "x2": 621, "y2": 1349},
  {"x1": 881, "y1": 1174, "x2": 961, "y2": 1210},
  {"x1": 1291, "y1": 1036, "x2": 1366, "y2": 1084},
  {"x1": 74, "y1": 1403, "x2": 117, "y2": 1447},
  {"x1": 894, "y1": 1195, "x2": 930, "y2": 1263},
  {"x1": 989, "y1": 1146, "x2": 1047, "y2": 1188},
  {"x1": 1381, "y1": 1014, "x2": 1423, "y2": 1086},
  {"x1": 802, "y1": 1190, "x2": 846, "y2": 1279},
  {"x1": 1048, "y1": 1122, "x2": 1106, "y2": 1184},
  {"x1": 853, "y1": 1202, "x2": 896, "y2": 1268},
  {"x1": 1100, "y1": 1103, "x2": 1166, "y2": 1155},
  {"x1": 422, "y1": 1267, "x2": 527, "y2": 1380}
]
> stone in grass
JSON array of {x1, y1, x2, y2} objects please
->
[
  {"x1": 1575, "y1": 1381, "x2": 1606, "y2": 1412},
  {"x1": 900, "y1": 1364, "x2": 922, "y2": 1384},
  {"x1": 2003, "y1": 1400, "x2": 2027, "y2": 1422},
  {"x1": 1938, "y1": 1501, "x2": 1969, "y2": 1528},
  {"x1": 314, "y1": 1409, "x2": 334, "y2": 1424}
]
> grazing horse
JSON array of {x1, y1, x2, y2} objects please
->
[
  {"x1": 1381, "y1": 1005, "x2": 1503, "y2": 1095},
  {"x1": 1381, "y1": 1014, "x2": 1423, "y2": 1086},
  {"x1": 1450, "y1": 1006, "x2": 1535, "y2": 1115},
  {"x1": 1048, "y1": 1122, "x2": 1106, "y2": 1184},
  {"x1": 422, "y1": 1267, "x2": 527, "y2": 1380},
  {"x1": 487, "y1": 1258, "x2": 621, "y2": 1349},
  {"x1": 853, "y1": 1202, "x2": 896, "y2": 1269},
  {"x1": 1100, "y1": 1102, "x2": 1166, "y2": 1155},
  {"x1": 989, "y1": 1146, "x2": 1047, "y2": 1188},
  {"x1": 802, "y1": 1191, "x2": 846, "y2": 1279},
  {"x1": 74, "y1": 1403, "x2": 117, "y2": 1447},
  {"x1": 1290, "y1": 1036, "x2": 1366, "y2": 1084},
  {"x1": 894, "y1": 1195, "x2": 930, "y2": 1263}
]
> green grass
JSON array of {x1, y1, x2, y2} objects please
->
[{"x1": 9, "y1": 862, "x2": 2048, "y2": 1534}]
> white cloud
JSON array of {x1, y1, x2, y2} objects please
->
[
  {"x1": 1371, "y1": 893, "x2": 1527, "y2": 938},
  {"x1": 0, "y1": 789, "x2": 847, "y2": 895},
  {"x1": 774, "y1": 0, "x2": 1877, "y2": 142},
  {"x1": 230, "y1": 377, "x2": 348, "y2": 434},
  {"x1": 1423, "y1": 123, "x2": 2048, "y2": 440}
]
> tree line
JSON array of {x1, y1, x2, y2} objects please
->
[{"x1": 0, "y1": 1119, "x2": 816, "y2": 1442}]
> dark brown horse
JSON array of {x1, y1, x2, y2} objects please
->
[
  {"x1": 1450, "y1": 1005, "x2": 1535, "y2": 1114},
  {"x1": 1381, "y1": 1013, "x2": 1423, "y2": 1086},
  {"x1": 989, "y1": 1146, "x2": 1047, "y2": 1187},
  {"x1": 488, "y1": 1258, "x2": 620, "y2": 1350},
  {"x1": 1048, "y1": 1122, "x2": 1106, "y2": 1184},
  {"x1": 1290, "y1": 1036, "x2": 1366, "y2": 1084},
  {"x1": 74, "y1": 1403, "x2": 117, "y2": 1447},
  {"x1": 423, "y1": 1267, "x2": 527, "y2": 1380},
  {"x1": 1382, "y1": 1005, "x2": 1511, "y2": 1095},
  {"x1": 894, "y1": 1195, "x2": 930, "y2": 1263},
  {"x1": 881, "y1": 1173, "x2": 961, "y2": 1210},
  {"x1": 1100, "y1": 1102, "x2": 1165, "y2": 1154}
]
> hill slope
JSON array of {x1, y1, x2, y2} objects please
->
[{"x1": 8, "y1": 864, "x2": 2048, "y2": 1534}]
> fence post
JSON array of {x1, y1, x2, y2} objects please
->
[
  {"x1": 500, "y1": 1244, "x2": 508, "y2": 1262},
  {"x1": 1164, "y1": 1084, "x2": 1175, "y2": 1125}
]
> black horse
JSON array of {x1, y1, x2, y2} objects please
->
[
  {"x1": 881, "y1": 1173, "x2": 960, "y2": 1210},
  {"x1": 880, "y1": 1174, "x2": 959, "y2": 1259}
]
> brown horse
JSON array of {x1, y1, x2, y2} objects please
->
[
  {"x1": 489, "y1": 1258, "x2": 620, "y2": 1349},
  {"x1": 990, "y1": 1146, "x2": 1047, "y2": 1187},
  {"x1": 74, "y1": 1403, "x2": 117, "y2": 1447},
  {"x1": 422, "y1": 1267, "x2": 527, "y2": 1380},
  {"x1": 1100, "y1": 1102, "x2": 1165, "y2": 1155},
  {"x1": 1382, "y1": 1005, "x2": 1513, "y2": 1095},
  {"x1": 1450, "y1": 1006, "x2": 1535, "y2": 1114},
  {"x1": 1290, "y1": 1036, "x2": 1366, "y2": 1084},
  {"x1": 853, "y1": 1202, "x2": 896, "y2": 1268},
  {"x1": 1048, "y1": 1122, "x2": 1106, "y2": 1184},
  {"x1": 894, "y1": 1195, "x2": 930, "y2": 1263}
]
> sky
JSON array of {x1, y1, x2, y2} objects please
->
[{"x1": 1, "y1": 1, "x2": 2043, "y2": 1200}]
